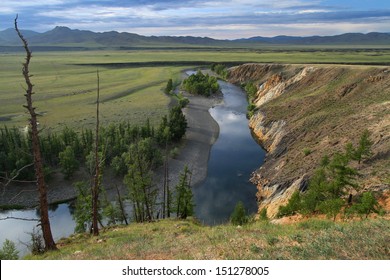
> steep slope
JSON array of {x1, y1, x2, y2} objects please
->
[
  {"x1": 26, "y1": 218, "x2": 390, "y2": 260},
  {"x1": 229, "y1": 64, "x2": 390, "y2": 217}
]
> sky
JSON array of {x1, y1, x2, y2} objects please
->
[{"x1": 1, "y1": 0, "x2": 390, "y2": 39}]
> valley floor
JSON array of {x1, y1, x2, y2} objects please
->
[{"x1": 0, "y1": 92, "x2": 221, "y2": 208}]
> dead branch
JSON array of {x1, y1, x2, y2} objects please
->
[
  {"x1": 0, "y1": 217, "x2": 39, "y2": 222},
  {"x1": 9, "y1": 189, "x2": 36, "y2": 203},
  {"x1": 0, "y1": 163, "x2": 35, "y2": 188}
]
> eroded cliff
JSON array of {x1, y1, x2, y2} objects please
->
[{"x1": 229, "y1": 63, "x2": 390, "y2": 217}]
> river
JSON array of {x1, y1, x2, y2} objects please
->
[
  {"x1": 193, "y1": 80, "x2": 265, "y2": 225},
  {"x1": 0, "y1": 76, "x2": 265, "y2": 257}
]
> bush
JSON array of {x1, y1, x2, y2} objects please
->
[
  {"x1": 27, "y1": 229, "x2": 45, "y2": 255},
  {"x1": 182, "y1": 70, "x2": 219, "y2": 96},
  {"x1": 303, "y1": 148, "x2": 312, "y2": 156},
  {"x1": 230, "y1": 201, "x2": 249, "y2": 226},
  {"x1": 165, "y1": 79, "x2": 173, "y2": 94},
  {"x1": 247, "y1": 102, "x2": 256, "y2": 118},
  {"x1": 244, "y1": 82, "x2": 257, "y2": 100},
  {"x1": 347, "y1": 192, "x2": 380, "y2": 218},
  {"x1": 211, "y1": 64, "x2": 228, "y2": 79},
  {"x1": 178, "y1": 96, "x2": 190, "y2": 108},
  {"x1": 0, "y1": 239, "x2": 19, "y2": 260},
  {"x1": 277, "y1": 191, "x2": 301, "y2": 217},
  {"x1": 59, "y1": 145, "x2": 79, "y2": 179},
  {"x1": 318, "y1": 198, "x2": 344, "y2": 221},
  {"x1": 259, "y1": 207, "x2": 268, "y2": 221}
]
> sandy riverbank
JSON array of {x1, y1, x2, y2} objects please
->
[
  {"x1": 154, "y1": 92, "x2": 221, "y2": 190},
  {"x1": 0, "y1": 92, "x2": 221, "y2": 209}
]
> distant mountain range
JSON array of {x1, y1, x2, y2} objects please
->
[
  {"x1": 1, "y1": 26, "x2": 390, "y2": 47},
  {"x1": 236, "y1": 32, "x2": 390, "y2": 45}
]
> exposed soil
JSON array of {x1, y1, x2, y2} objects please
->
[{"x1": 229, "y1": 63, "x2": 390, "y2": 217}]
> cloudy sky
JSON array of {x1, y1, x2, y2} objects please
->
[{"x1": 1, "y1": 0, "x2": 390, "y2": 39}]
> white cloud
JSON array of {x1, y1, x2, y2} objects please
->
[
  {"x1": 296, "y1": 9, "x2": 330, "y2": 14},
  {"x1": 2, "y1": 0, "x2": 390, "y2": 38},
  {"x1": 0, "y1": 0, "x2": 67, "y2": 14}
]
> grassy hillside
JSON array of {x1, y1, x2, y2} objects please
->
[
  {"x1": 25, "y1": 217, "x2": 390, "y2": 260},
  {"x1": 229, "y1": 64, "x2": 390, "y2": 218}
]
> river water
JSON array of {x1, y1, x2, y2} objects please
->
[
  {"x1": 0, "y1": 77, "x2": 265, "y2": 257},
  {"x1": 193, "y1": 80, "x2": 265, "y2": 225}
]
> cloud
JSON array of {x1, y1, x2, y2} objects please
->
[
  {"x1": 1, "y1": 0, "x2": 390, "y2": 38},
  {"x1": 0, "y1": 0, "x2": 67, "y2": 13}
]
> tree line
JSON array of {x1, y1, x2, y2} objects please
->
[{"x1": 0, "y1": 106, "x2": 187, "y2": 183}]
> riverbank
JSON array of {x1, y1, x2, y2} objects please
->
[
  {"x1": 155, "y1": 92, "x2": 221, "y2": 190},
  {"x1": 0, "y1": 91, "x2": 221, "y2": 209}
]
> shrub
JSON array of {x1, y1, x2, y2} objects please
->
[
  {"x1": 59, "y1": 145, "x2": 79, "y2": 179},
  {"x1": 165, "y1": 79, "x2": 173, "y2": 94},
  {"x1": 347, "y1": 192, "x2": 380, "y2": 218},
  {"x1": 259, "y1": 207, "x2": 268, "y2": 221},
  {"x1": 27, "y1": 229, "x2": 45, "y2": 255},
  {"x1": 303, "y1": 148, "x2": 312, "y2": 156},
  {"x1": 0, "y1": 239, "x2": 19, "y2": 260},
  {"x1": 277, "y1": 191, "x2": 301, "y2": 217},
  {"x1": 317, "y1": 198, "x2": 344, "y2": 221},
  {"x1": 230, "y1": 201, "x2": 249, "y2": 226},
  {"x1": 182, "y1": 70, "x2": 219, "y2": 96}
]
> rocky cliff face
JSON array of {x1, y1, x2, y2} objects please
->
[{"x1": 229, "y1": 63, "x2": 390, "y2": 218}]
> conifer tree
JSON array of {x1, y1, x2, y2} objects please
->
[{"x1": 175, "y1": 166, "x2": 194, "y2": 219}]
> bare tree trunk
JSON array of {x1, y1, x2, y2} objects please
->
[
  {"x1": 14, "y1": 16, "x2": 57, "y2": 251},
  {"x1": 115, "y1": 184, "x2": 128, "y2": 225},
  {"x1": 92, "y1": 70, "x2": 100, "y2": 236},
  {"x1": 165, "y1": 141, "x2": 170, "y2": 218}
]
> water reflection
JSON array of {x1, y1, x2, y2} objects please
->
[
  {"x1": 0, "y1": 203, "x2": 75, "y2": 257},
  {"x1": 0, "y1": 79, "x2": 266, "y2": 256},
  {"x1": 193, "y1": 81, "x2": 265, "y2": 225}
]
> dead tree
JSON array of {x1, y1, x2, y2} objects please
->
[
  {"x1": 92, "y1": 70, "x2": 100, "y2": 236},
  {"x1": 14, "y1": 16, "x2": 57, "y2": 251}
]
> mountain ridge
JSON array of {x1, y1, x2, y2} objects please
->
[{"x1": 1, "y1": 26, "x2": 390, "y2": 47}]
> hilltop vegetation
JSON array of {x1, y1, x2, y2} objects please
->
[{"x1": 25, "y1": 217, "x2": 390, "y2": 260}]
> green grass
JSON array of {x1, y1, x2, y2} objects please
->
[
  {"x1": 25, "y1": 217, "x2": 390, "y2": 260},
  {"x1": 1, "y1": 48, "x2": 390, "y2": 131},
  {"x1": 0, "y1": 52, "x2": 182, "y2": 130}
]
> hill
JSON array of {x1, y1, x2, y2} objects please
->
[
  {"x1": 1, "y1": 27, "x2": 390, "y2": 48},
  {"x1": 25, "y1": 218, "x2": 390, "y2": 260},
  {"x1": 0, "y1": 26, "x2": 222, "y2": 47},
  {"x1": 228, "y1": 64, "x2": 390, "y2": 218},
  {"x1": 236, "y1": 32, "x2": 390, "y2": 45}
]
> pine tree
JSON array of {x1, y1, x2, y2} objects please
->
[
  {"x1": 59, "y1": 146, "x2": 79, "y2": 179},
  {"x1": 174, "y1": 166, "x2": 194, "y2": 219},
  {"x1": 230, "y1": 201, "x2": 248, "y2": 226},
  {"x1": 355, "y1": 129, "x2": 373, "y2": 164}
]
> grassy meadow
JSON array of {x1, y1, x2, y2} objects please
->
[
  {"x1": 1, "y1": 47, "x2": 390, "y2": 131},
  {"x1": 26, "y1": 217, "x2": 390, "y2": 260}
]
